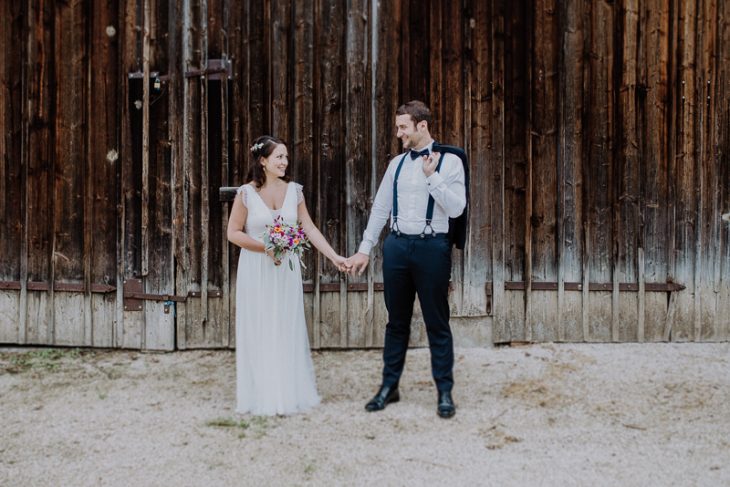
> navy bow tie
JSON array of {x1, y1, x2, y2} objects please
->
[{"x1": 410, "y1": 149, "x2": 430, "y2": 160}]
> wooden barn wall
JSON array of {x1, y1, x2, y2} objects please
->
[{"x1": 0, "y1": 0, "x2": 729, "y2": 349}]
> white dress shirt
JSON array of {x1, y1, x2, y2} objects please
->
[{"x1": 358, "y1": 141, "x2": 467, "y2": 255}]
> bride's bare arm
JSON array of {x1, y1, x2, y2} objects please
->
[
  {"x1": 297, "y1": 199, "x2": 347, "y2": 269},
  {"x1": 227, "y1": 192, "x2": 266, "y2": 252}
]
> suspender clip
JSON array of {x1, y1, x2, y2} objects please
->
[{"x1": 421, "y1": 220, "x2": 435, "y2": 238}]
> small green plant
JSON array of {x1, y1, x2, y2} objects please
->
[
  {"x1": 205, "y1": 418, "x2": 250, "y2": 430},
  {"x1": 205, "y1": 415, "x2": 273, "y2": 439},
  {"x1": 6, "y1": 348, "x2": 80, "y2": 373},
  {"x1": 251, "y1": 416, "x2": 269, "y2": 428}
]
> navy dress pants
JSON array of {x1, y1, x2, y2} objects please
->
[{"x1": 381, "y1": 232, "x2": 454, "y2": 393}]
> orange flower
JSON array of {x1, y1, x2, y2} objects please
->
[{"x1": 293, "y1": 238, "x2": 300, "y2": 245}]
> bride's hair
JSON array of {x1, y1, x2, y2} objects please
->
[{"x1": 247, "y1": 135, "x2": 290, "y2": 188}]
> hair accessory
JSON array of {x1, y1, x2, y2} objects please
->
[{"x1": 250, "y1": 142, "x2": 264, "y2": 153}]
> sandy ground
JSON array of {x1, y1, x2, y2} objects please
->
[{"x1": 1, "y1": 342, "x2": 729, "y2": 487}]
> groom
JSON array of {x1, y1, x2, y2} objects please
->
[{"x1": 346, "y1": 100, "x2": 466, "y2": 418}]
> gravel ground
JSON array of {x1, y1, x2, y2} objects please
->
[{"x1": 1, "y1": 342, "x2": 729, "y2": 486}]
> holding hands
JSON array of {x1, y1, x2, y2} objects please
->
[
  {"x1": 344, "y1": 252, "x2": 369, "y2": 276},
  {"x1": 331, "y1": 254, "x2": 350, "y2": 273},
  {"x1": 267, "y1": 249, "x2": 353, "y2": 274}
]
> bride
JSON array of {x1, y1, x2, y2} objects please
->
[{"x1": 226, "y1": 135, "x2": 347, "y2": 415}]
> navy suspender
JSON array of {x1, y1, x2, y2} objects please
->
[
  {"x1": 391, "y1": 152, "x2": 408, "y2": 234},
  {"x1": 391, "y1": 151, "x2": 446, "y2": 237},
  {"x1": 423, "y1": 153, "x2": 446, "y2": 235}
]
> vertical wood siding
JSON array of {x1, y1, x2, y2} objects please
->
[{"x1": 1, "y1": 0, "x2": 728, "y2": 349}]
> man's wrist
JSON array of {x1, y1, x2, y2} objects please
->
[{"x1": 357, "y1": 241, "x2": 373, "y2": 256}]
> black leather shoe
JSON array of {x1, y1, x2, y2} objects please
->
[
  {"x1": 437, "y1": 391, "x2": 456, "y2": 418},
  {"x1": 365, "y1": 385, "x2": 400, "y2": 412}
]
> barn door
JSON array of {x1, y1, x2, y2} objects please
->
[
  {"x1": 119, "y1": 0, "x2": 234, "y2": 350},
  {"x1": 173, "y1": 12, "x2": 235, "y2": 349},
  {"x1": 119, "y1": 0, "x2": 176, "y2": 350}
]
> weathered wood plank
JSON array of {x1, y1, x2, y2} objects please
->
[
  {"x1": 179, "y1": 0, "x2": 206, "y2": 348},
  {"x1": 140, "y1": 0, "x2": 151, "y2": 281},
  {"x1": 220, "y1": 75, "x2": 232, "y2": 347},
  {"x1": 25, "y1": 294, "x2": 51, "y2": 344},
  {"x1": 635, "y1": 0, "x2": 672, "y2": 341},
  {"x1": 87, "y1": 0, "x2": 121, "y2": 347},
  {"x1": 199, "y1": 0, "x2": 211, "y2": 333},
  {"x1": 503, "y1": 291, "x2": 526, "y2": 343},
  {"x1": 0, "y1": 0, "x2": 23, "y2": 287},
  {"x1": 346, "y1": 292, "x2": 369, "y2": 347},
  {"x1": 585, "y1": 0, "x2": 614, "y2": 342},
  {"x1": 529, "y1": 0, "x2": 559, "y2": 342},
  {"x1": 441, "y1": 1, "x2": 464, "y2": 148},
  {"x1": 618, "y1": 292, "x2": 639, "y2": 341},
  {"x1": 489, "y1": 0, "x2": 508, "y2": 343},
  {"x1": 244, "y1": 0, "x2": 268, "y2": 144},
  {"x1": 344, "y1": 0, "x2": 370, "y2": 346},
  {"x1": 169, "y1": 0, "x2": 188, "y2": 349},
  {"x1": 224, "y1": 0, "x2": 244, "y2": 349},
  {"x1": 503, "y1": 0, "x2": 528, "y2": 290},
  {"x1": 121, "y1": 309, "x2": 143, "y2": 350},
  {"x1": 270, "y1": 1, "x2": 290, "y2": 141},
  {"x1": 0, "y1": 291, "x2": 19, "y2": 343},
  {"x1": 713, "y1": 0, "x2": 730, "y2": 341},
  {"x1": 53, "y1": 0, "x2": 86, "y2": 287},
  {"x1": 440, "y1": 0, "x2": 468, "y2": 316},
  {"x1": 464, "y1": 0, "x2": 492, "y2": 319},
  {"x1": 89, "y1": 294, "x2": 114, "y2": 347},
  {"x1": 206, "y1": 0, "x2": 224, "y2": 59},
  {"x1": 558, "y1": 0, "x2": 585, "y2": 341},
  {"x1": 143, "y1": 0, "x2": 174, "y2": 350},
  {"x1": 319, "y1": 292, "x2": 342, "y2": 348},
  {"x1": 669, "y1": 0, "x2": 697, "y2": 341},
  {"x1": 616, "y1": 0, "x2": 641, "y2": 341},
  {"x1": 0, "y1": 1, "x2": 23, "y2": 343},
  {"x1": 119, "y1": 0, "x2": 145, "y2": 348},
  {"x1": 192, "y1": 4, "x2": 231, "y2": 348},
  {"x1": 23, "y1": 0, "x2": 56, "y2": 344},
  {"x1": 697, "y1": 0, "x2": 720, "y2": 340},
  {"x1": 53, "y1": 294, "x2": 85, "y2": 346},
  {"x1": 176, "y1": 0, "x2": 196, "y2": 349},
  {"x1": 638, "y1": 247, "x2": 645, "y2": 341}
]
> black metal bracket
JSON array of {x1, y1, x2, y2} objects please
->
[
  {"x1": 185, "y1": 59, "x2": 233, "y2": 80},
  {"x1": 122, "y1": 278, "x2": 222, "y2": 312}
]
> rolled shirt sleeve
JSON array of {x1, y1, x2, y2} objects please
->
[{"x1": 357, "y1": 159, "x2": 396, "y2": 255}]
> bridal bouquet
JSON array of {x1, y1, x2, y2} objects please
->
[{"x1": 263, "y1": 216, "x2": 311, "y2": 270}]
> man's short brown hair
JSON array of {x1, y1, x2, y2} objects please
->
[{"x1": 396, "y1": 100, "x2": 431, "y2": 126}]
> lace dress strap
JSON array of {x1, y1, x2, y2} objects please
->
[
  {"x1": 294, "y1": 182, "x2": 304, "y2": 205},
  {"x1": 236, "y1": 184, "x2": 249, "y2": 207}
]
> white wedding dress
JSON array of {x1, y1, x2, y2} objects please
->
[{"x1": 235, "y1": 181, "x2": 320, "y2": 415}]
